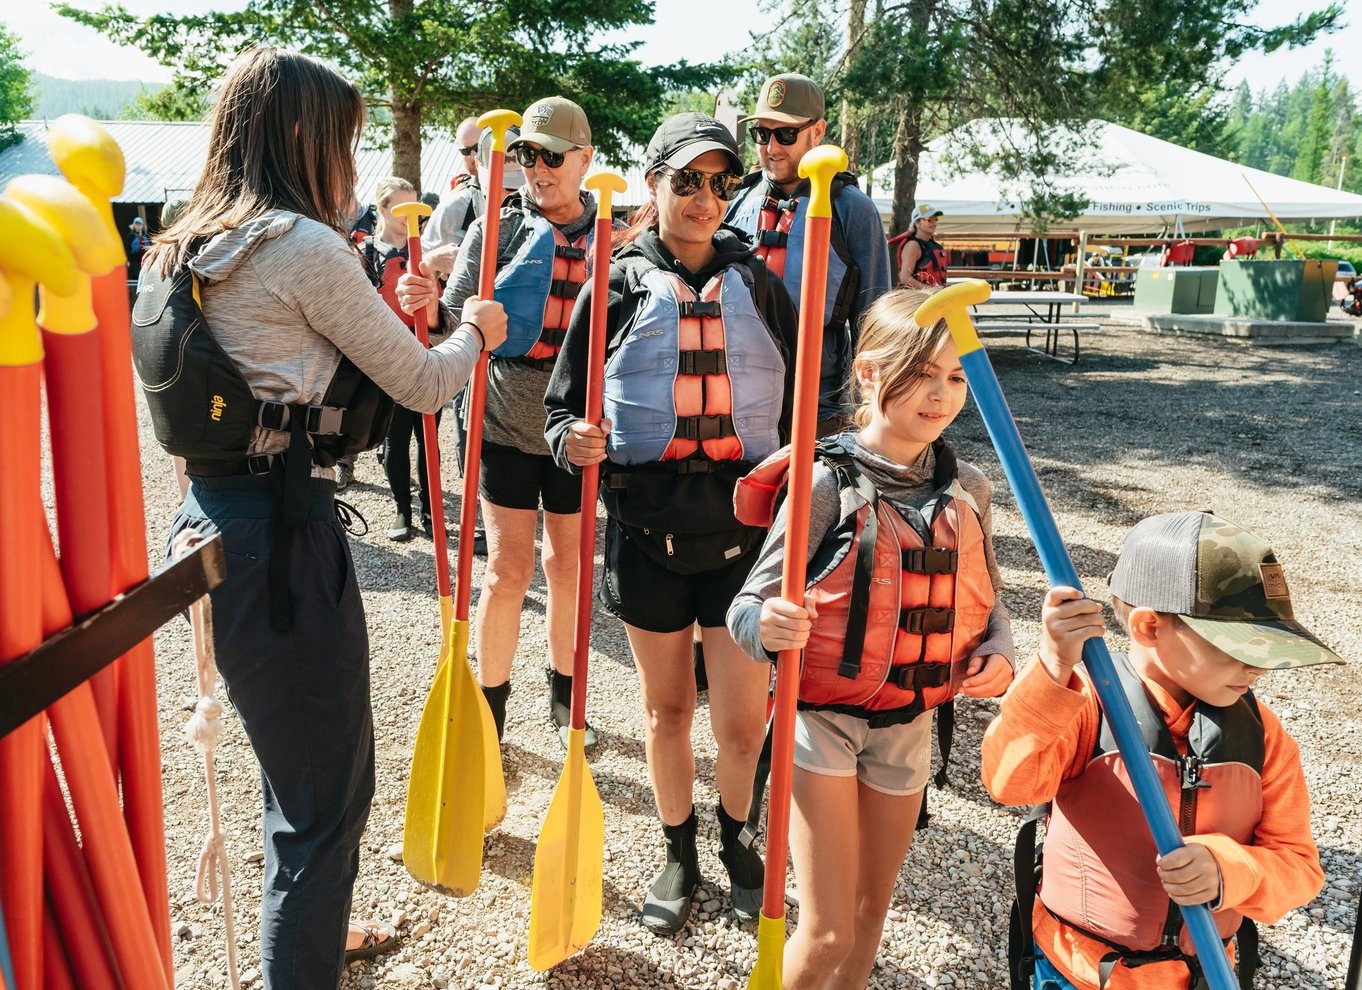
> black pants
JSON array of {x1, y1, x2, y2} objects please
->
[
  {"x1": 384, "y1": 405, "x2": 443, "y2": 519},
  {"x1": 170, "y1": 476, "x2": 374, "y2": 990}
]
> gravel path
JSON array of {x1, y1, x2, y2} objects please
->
[{"x1": 143, "y1": 319, "x2": 1362, "y2": 989}]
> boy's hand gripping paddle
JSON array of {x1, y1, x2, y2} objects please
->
[
  {"x1": 526, "y1": 171, "x2": 625, "y2": 972},
  {"x1": 914, "y1": 281, "x2": 1238, "y2": 990},
  {"x1": 746, "y1": 145, "x2": 848, "y2": 990}
]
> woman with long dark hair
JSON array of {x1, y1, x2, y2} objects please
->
[{"x1": 143, "y1": 46, "x2": 505, "y2": 987}]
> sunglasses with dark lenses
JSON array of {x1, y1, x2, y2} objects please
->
[
  {"x1": 512, "y1": 145, "x2": 569, "y2": 169},
  {"x1": 458, "y1": 144, "x2": 478, "y2": 156},
  {"x1": 748, "y1": 118, "x2": 819, "y2": 146},
  {"x1": 657, "y1": 166, "x2": 744, "y2": 200}
]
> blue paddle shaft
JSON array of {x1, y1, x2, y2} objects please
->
[{"x1": 961, "y1": 347, "x2": 1238, "y2": 990}]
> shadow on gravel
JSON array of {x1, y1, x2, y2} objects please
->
[{"x1": 543, "y1": 943, "x2": 676, "y2": 989}]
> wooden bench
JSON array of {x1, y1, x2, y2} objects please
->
[{"x1": 971, "y1": 320, "x2": 1102, "y2": 365}]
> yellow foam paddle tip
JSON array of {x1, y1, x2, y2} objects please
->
[
  {"x1": 747, "y1": 911, "x2": 788, "y2": 990},
  {"x1": 47, "y1": 115, "x2": 126, "y2": 200},
  {"x1": 477, "y1": 109, "x2": 523, "y2": 151},
  {"x1": 6, "y1": 175, "x2": 123, "y2": 275},
  {"x1": 584, "y1": 172, "x2": 627, "y2": 219},
  {"x1": 0, "y1": 197, "x2": 79, "y2": 297},
  {"x1": 402, "y1": 618, "x2": 487, "y2": 897},
  {"x1": 527, "y1": 727, "x2": 604, "y2": 972},
  {"x1": 912, "y1": 279, "x2": 991, "y2": 356},
  {"x1": 797, "y1": 145, "x2": 848, "y2": 219}
]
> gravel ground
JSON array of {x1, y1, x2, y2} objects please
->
[{"x1": 137, "y1": 318, "x2": 1362, "y2": 989}]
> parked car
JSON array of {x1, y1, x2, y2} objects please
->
[{"x1": 1331, "y1": 260, "x2": 1357, "y2": 301}]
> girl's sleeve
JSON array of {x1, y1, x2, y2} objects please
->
[
  {"x1": 543, "y1": 271, "x2": 625, "y2": 474},
  {"x1": 726, "y1": 465, "x2": 842, "y2": 662}
]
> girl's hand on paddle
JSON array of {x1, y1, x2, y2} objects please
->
[
  {"x1": 960, "y1": 654, "x2": 1013, "y2": 698},
  {"x1": 1039, "y1": 587, "x2": 1105, "y2": 685},
  {"x1": 566, "y1": 418, "x2": 611, "y2": 466},
  {"x1": 460, "y1": 296, "x2": 507, "y2": 351},
  {"x1": 396, "y1": 261, "x2": 441, "y2": 326},
  {"x1": 1156, "y1": 844, "x2": 1222, "y2": 906},
  {"x1": 759, "y1": 597, "x2": 818, "y2": 654}
]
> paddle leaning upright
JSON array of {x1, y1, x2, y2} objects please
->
[
  {"x1": 913, "y1": 282, "x2": 1239, "y2": 990},
  {"x1": 402, "y1": 109, "x2": 520, "y2": 897},
  {"x1": 526, "y1": 170, "x2": 626, "y2": 971},
  {"x1": 744, "y1": 145, "x2": 848, "y2": 990}
]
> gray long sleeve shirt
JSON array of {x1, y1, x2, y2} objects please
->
[
  {"x1": 727, "y1": 433, "x2": 1015, "y2": 666},
  {"x1": 190, "y1": 210, "x2": 479, "y2": 469}
]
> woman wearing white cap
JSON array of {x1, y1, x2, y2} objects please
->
[
  {"x1": 545, "y1": 112, "x2": 799, "y2": 935},
  {"x1": 894, "y1": 205, "x2": 949, "y2": 289}
]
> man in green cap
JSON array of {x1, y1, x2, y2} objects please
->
[
  {"x1": 442, "y1": 96, "x2": 605, "y2": 751},
  {"x1": 726, "y1": 72, "x2": 891, "y2": 437}
]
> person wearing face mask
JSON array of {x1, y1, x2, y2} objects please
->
[
  {"x1": 545, "y1": 112, "x2": 799, "y2": 935},
  {"x1": 437, "y1": 96, "x2": 604, "y2": 750},
  {"x1": 726, "y1": 72, "x2": 892, "y2": 438}
]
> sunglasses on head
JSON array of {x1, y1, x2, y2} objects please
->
[
  {"x1": 513, "y1": 145, "x2": 573, "y2": 169},
  {"x1": 656, "y1": 166, "x2": 744, "y2": 200},
  {"x1": 458, "y1": 144, "x2": 478, "y2": 156},
  {"x1": 749, "y1": 118, "x2": 819, "y2": 146}
]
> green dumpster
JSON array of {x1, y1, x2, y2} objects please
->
[
  {"x1": 1214, "y1": 259, "x2": 1337, "y2": 322},
  {"x1": 1134, "y1": 267, "x2": 1219, "y2": 314}
]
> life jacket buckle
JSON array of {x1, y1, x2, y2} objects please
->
[
  {"x1": 678, "y1": 349, "x2": 728, "y2": 376},
  {"x1": 549, "y1": 277, "x2": 585, "y2": 297},
  {"x1": 555, "y1": 244, "x2": 587, "y2": 261},
  {"x1": 903, "y1": 546, "x2": 959, "y2": 575},
  {"x1": 900, "y1": 606, "x2": 956, "y2": 635},
  {"x1": 679, "y1": 414, "x2": 735, "y2": 442},
  {"x1": 245, "y1": 453, "x2": 274, "y2": 475},
  {"x1": 886, "y1": 662, "x2": 953, "y2": 690},
  {"x1": 757, "y1": 229, "x2": 788, "y2": 249},
  {"x1": 678, "y1": 299, "x2": 722, "y2": 319},
  {"x1": 256, "y1": 401, "x2": 291, "y2": 431},
  {"x1": 305, "y1": 405, "x2": 347, "y2": 437}
]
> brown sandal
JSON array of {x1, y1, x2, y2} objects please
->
[{"x1": 344, "y1": 920, "x2": 400, "y2": 963}]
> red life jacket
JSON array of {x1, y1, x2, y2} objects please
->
[
  {"x1": 1035, "y1": 653, "x2": 1265, "y2": 982},
  {"x1": 362, "y1": 237, "x2": 415, "y2": 328},
  {"x1": 907, "y1": 235, "x2": 949, "y2": 287},
  {"x1": 735, "y1": 439, "x2": 994, "y2": 720}
]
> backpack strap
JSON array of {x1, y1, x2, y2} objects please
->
[{"x1": 1008, "y1": 807, "x2": 1048, "y2": 990}]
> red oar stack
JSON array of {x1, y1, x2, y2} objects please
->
[{"x1": 0, "y1": 116, "x2": 174, "y2": 989}]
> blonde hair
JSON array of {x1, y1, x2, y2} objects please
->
[
  {"x1": 851, "y1": 288, "x2": 952, "y2": 429},
  {"x1": 374, "y1": 175, "x2": 416, "y2": 208}
]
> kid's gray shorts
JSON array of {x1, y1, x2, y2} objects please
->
[{"x1": 793, "y1": 707, "x2": 933, "y2": 796}]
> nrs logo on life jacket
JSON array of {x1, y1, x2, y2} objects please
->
[
  {"x1": 603, "y1": 261, "x2": 785, "y2": 469},
  {"x1": 735, "y1": 440, "x2": 993, "y2": 720},
  {"x1": 492, "y1": 213, "x2": 590, "y2": 369}
]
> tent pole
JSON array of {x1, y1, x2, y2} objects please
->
[{"x1": 1073, "y1": 230, "x2": 1087, "y2": 311}]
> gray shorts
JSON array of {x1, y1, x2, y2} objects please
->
[{"x1": 793, "y1": 708, "x2": 933, "y2": 796}]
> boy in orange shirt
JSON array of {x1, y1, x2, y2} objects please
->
[{"x1": 982, "y1": 511, "x2": 1341, "y2": 989}]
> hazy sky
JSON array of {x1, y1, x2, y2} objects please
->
[{"x1": 9, "y1": 0, "x2": 1357, "y2": 93}]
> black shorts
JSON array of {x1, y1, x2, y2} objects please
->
[
  {"x1": 598, "y1": 520, "x2": 761, "y2": 633},
  {"x1": 479, "y1": 439, "x2": 582, "y2": 514}
]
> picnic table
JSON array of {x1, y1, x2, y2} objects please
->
[{"x1": 966, "y1": 289, "x2": 1097, "y2": 365}]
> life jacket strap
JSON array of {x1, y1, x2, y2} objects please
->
[
  {"x1": 757, "y1": 229, "x2": 788, "y2": 249},
  {"x1": 549, "y1": 278, "x2": 584, "y2": 297},
  {"x1": 678, "y1": 349, "x2": 728, "y2": 375},
  {"x1": 555, "y1": 244, "x2": 587, "y2": 261},
  {"x1": 255, "y1": 400, "x2": 348, "y2": 438},
  {"x1": 678, "y1": 299, "x2": 722, "y2": 319},
  {"x1": 900, "y1": 606, "x2": 956, "y2": 635},
  {"x1": 903, "y1": 546, "x2": 959, "y2": 575},
  {"x1": 677, "y1": 413, "x2": 735, "y2": 442},
  {"x1": 885, "y1": 659, "x2": 956, "y2": 691}
]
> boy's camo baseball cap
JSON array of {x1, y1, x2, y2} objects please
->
[{"x1": 1108, "y1": 511, "x2": 1343, "y2": 670}]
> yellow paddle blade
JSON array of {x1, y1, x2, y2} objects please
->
[
  {"x1": 747, "y1": 912, "x2": 787, "y2": 990},
  {"x1": 479, "y1": 686, "x2": 507, "y2": 830},
  {"x1": 527, "y1": 728, "x2": 604, "y2": 972},
  {"x1": 403, "y1": 619, "x2": 486, "y2": 896}
]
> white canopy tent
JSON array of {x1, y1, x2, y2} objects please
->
[{"x1": 870, "y1": 119, "x2": 1362, "y2": 234}]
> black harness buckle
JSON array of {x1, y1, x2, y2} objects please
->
[
  {"x1": 903, "y1": 546, "x2": 959, "y2": 575},
  {"x1": 678, "y1": 414, "x2": 735, "y2": 442},
  {"x1": 549, "y1": 277, "x2": 584, "y2": 298},
  {"x1": 886, "y1": 662, "x2": 955, "y2": 691},
  {"x1": 678, "y1": 299, "x2": 721, "y2": 319},
  {"x1": 757, "y1": 229, "x2": 788, "y2": 249},
  {"x1": 678, "y1": 350, "x2": 727, "y2": 376},
  {"x1": 555, "y1": 244, "x2": 587, "y2": 261},
  {"x1": 900, "y1": 607, "x2": 956, "y2": 635}
]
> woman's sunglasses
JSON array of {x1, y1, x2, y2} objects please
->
[
  {"x1": 512, "y1": 145, "x2": 572, "y2": 169},
  {"x1": 656, "y1": 166, "x2": 744, "y2": 200},
  {"x1": 748, "y1": 118, "x2": 819, "y2": 147}
]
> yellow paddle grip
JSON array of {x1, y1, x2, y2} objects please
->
[
  {"x1": 584, "y1": 172, "x2": 627, "y2": 220},
  {"x1": 797, "y1": 145, "x2": 849, "y2": 220},
  {"x1": 46, "y1": 115, "x2": 124, "y2": 241},
  {"x1": 390, "y1": 200, "x2": 434, "y2": 240},
  {"x1": 477, "y1": 110, "x2": 524, "y2": 152},
  {"x1": 912, "y1": 279, "x2": 992, "y2": 357}
]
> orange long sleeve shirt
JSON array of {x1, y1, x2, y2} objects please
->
[{"x1": 981, "y1": 657, "x2": 1324, "y2": 990}]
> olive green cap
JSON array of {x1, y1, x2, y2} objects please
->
[{"x1": 739, "y1": 73, "x2": 825, "y2": 126}]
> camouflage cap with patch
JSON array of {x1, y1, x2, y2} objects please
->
[{"x1": 1108, "y1": 511, "x2": 1343, "y2": 670}]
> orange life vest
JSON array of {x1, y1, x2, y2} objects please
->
[
  {"x1": 363, "y1": 237, "x2": 415, "y2": 328},
  {"x1": 491, "y1": 217, "x2": 589, "y2": 369}
]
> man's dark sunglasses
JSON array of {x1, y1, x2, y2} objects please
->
[
  {"x1": 749, "y1": 118, "x2": 819, "y2": 147},
  {"x1": 458, "y1": 144, "x2": 478, "y2": 156},
  {"x1": 513, "y1": 145, "x2": 572, "y2": 169},
  {"x1": 657, "y1": 166, "x2": 744, "y2": 200}
]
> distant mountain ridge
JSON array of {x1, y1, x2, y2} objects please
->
[{"x1": 31, "y1": 72, "x2": 166, "y2": 120}]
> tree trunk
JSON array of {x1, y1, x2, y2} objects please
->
[
  {"x1": 391, "y1": 96, "x2": 423, "y2": 193},
  {"x1": 891, "y1": 100, "x2": 924, "y2": 237},
  {"x1": 839, "y1": 0, "x2": 867, "y2": 174}
]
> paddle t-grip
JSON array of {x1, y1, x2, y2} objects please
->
[
  {"x1": 913, "y1": 279, "x2": 991, "y2": 353},
  {"x1": 584, "y1": 172, "x2": 627, "y2": 219},
  {"x1": 797, "y1": 146, "x2": 848, "y2": 219},
  {"x1": 477, "y1": 109, "x2": 522, "y2": 152},
  {"x1": 46, "y1": 115, "x2": 125, "y2": 247}
]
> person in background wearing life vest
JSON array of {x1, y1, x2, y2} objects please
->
[
  {"x1": 726, "y1": 72, "x2": 892, "y2": 439},
  {"x1": 727, "y1": 289, "x2": 1015, "y2": 989},
  {"x1": 547, "y1": 112, "x2": 799, "y2": 936},
  {"x1": 982, "y1": 512, "x2": 1336, "y2": 990},
  {"x1": 894, "y1": 204, "x2": 949, "y2": 289},
  {"x1": 147, "y1": 46, "x2": 507, "y2": 989},
  {"x1": 128, "y1": 215, "x2": 151, "y2": 277},
  {"x1": 362, "y1": 176, "x2": 451, "y2": 540},
  {"x1": 428, "y1": 96, "x2": 601, "y2": 749}
]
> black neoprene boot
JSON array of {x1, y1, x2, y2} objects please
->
[
  {"x1": 480, "y1": 681, "x2": 510, "y2": 741},
  {"x1": 717, "y1": 802, "x2": 764, "y2": 922},
  {"x1": 548, "y1": 668, "x2": 597, "y2": 752},
  {"x1": 642, "y1": 810, "x2": 702, "y2": 935}
]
